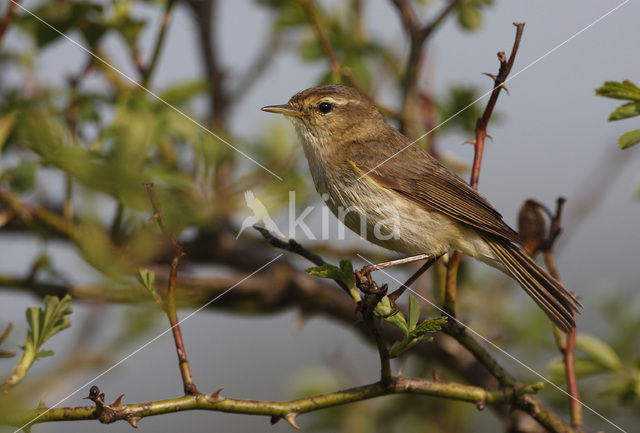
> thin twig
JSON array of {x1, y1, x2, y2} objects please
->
[
  {"x1": 543, "y1": 198, "x2": 581, "y2": 429},
  {"x1": 144, "y1": 183, "x2": 197, "y2": 395},
  {"x1": 471, "y1": 22, "x2": 525, "y2": 189},
  {"x1": 295, "y1": 0, "x2": 400, "y2": 120},
  {"x1": 0, "y1": 323, "x2": 14, "y2": 358},
  {"x1": 142, "y1": 0, "x2": 176, "y2": 86},
  {"x1": 444, "y1": 23, "x2": 525, "y2": 328},
  {"x1": 0, "y1": 0, "x2": 20, "y2": 45},
  {"x1": 390, "y1": 0, "x2": 462, "y2": 135}
]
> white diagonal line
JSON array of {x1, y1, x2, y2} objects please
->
[
  {"x1": 358, "y1": 0, "x2": 630, "y2": 180},
  {"x1": 9, "y1": 0, "x2": 283, "y2": 181},
  {"x1": 356, "y1": 253, "x2": 627, "y2": 433},
  {"x1": 14, "y1": 254, "x2": 283, "y2": 432}
]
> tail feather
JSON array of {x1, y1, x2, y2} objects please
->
[{"x1": 481, "y1": 235, "x2": 581, "y2": 332}]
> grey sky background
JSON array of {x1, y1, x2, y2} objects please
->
[{"x1": 1, "y1": 0, "x2": 639, "y2": 432}]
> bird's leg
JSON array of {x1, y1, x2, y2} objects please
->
[
  {"x1": 387, "y1": 256, "x2": 438, "y2": 304},
  {"x1": 354, "y1": 254, "x2": 441, "y2": 317},
  {"x1": 353, "y1": 273, "x2": 388, "y2": 317},
  {"x1": 356, "y1": 254, "x2": 433, "y2": 285}
]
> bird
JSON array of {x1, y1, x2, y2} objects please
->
[{"x1": 262, "y1": 84, "x2": 580, "y2": 332}]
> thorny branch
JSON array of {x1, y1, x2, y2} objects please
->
[
  {"x1": 256, "y1": 228, "x2": 577, "y2": 433},
  {"x1": 2, "y1": 379, "x2": 543, "y2": 429},
  {"x1": 443, "y1": 22, "x2": 525, "y2": 328}
]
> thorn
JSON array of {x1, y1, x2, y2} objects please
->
[
  {"x1": 431, "y1": 369, "x2": 440, "y2": 381},
  {"x1": 499, "y1": 83, "x2": 510, "y2": 95},
  {"x1": 112, "y1": 394, "x2": 125, "y2": 410},
  {"x1": 284, "y1": 412, "x2": 300, "y2": 430},
  {"x1": 270, "y1": 415, "x2": 280, "y2": 425},
  {"x1": 126, "y1": 415, "x2": 141, "y2": 428},
  {"x1": 482, "y1": 72, "x2": 497, "y2": 81},
  {"x1": 476, "y1": 399, "x2": 486, "y2": 411},
  {"x1": 485, "y1": 134, "x2": 493, "y2": 142},
  {"x1": 463, "y1": 140, "x2": 476, "y2": 145},
  {"x1": 37, "y1": 393, "x2": 48, "y2": 409},
  {"x1": 205, "y1": 387, "x2": 224, "y2": 403}
]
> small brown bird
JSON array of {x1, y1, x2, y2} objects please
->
[{"x1": 262, "y1": 84, "x2": 580, "y2": 331}]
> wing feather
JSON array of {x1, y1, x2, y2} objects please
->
[{"x1": 347, "y1": 132, "x2": 521, "y2": 244}]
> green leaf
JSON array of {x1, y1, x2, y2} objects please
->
[
  {"x1": 596, "y1": 80, "x2": 640, "y2": 102},
  {"x1": 307, "y1": 260, "x2": 360, "y2": 302},
  {"x1": 7, "y1": 160, "x2": 37, "y2": 192},
  {"x1": 408, "y1": 295, "x2": 419, "y2": 331},
  {"x1": 159, "y1": 81, "x2": 210, "y2": 106},
  {"x1": 409, "y1": 316, "x2": 447, "y2": 339},
  {"x1": 608, "y1": 102, "x2": 640, "y2": 121},
  {"x1": 383, "y1": 311, "x2": 409, "y2": 335},
  {"x1": 618, "y1": 129, "x2": 640, "y2": 149},
  {"x1": 576, "y1": 334, "x2": 623, "y2": 372},
  {"x1": 388, "y1": 315, "x2": 445, "y2": 358},
  {"x1": 4, "y1": 295, "x2": 73, "y2": 390},
  {"x1": 138, "y1": 268, "x2": 163, "y2": 305},
  {"x1": 0, "y1": 111, "x2": 17, "y2": 154},
  {"x1": 35, "y1": 349, "x2": 54, "y2": 359},
  {"x1": 257, "y1": 0, "x2": 308, "y2": 29},
  {"x1": 458, "y1": 4, "x2": 482, "y2": 31}
]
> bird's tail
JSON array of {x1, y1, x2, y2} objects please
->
[{"x1": 480, "y1": 235, "x2": 582, "y2": 332}]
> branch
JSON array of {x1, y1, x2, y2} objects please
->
[
  {"x1": 0, "y1": 323, "x2": 14, "y2": 358},
  {"x1": 295, "y1": 0, "x2": 400, "y2": 120},
  {"x1": 141, "y1": 0, "x2": 177, "y2": 86},
  {"x1": 144, "y1": 183, "x2": 197, "y2": 395},
  {"x1": 471, "y1": 22, "x2": 525, "y2": 189},
  {"x1": 0, "y1": 0, "x2": 20, "y2": 45},
  {"x1": 544, "y1": 199, "x2": 581, "y2": 429},
  {"x1": 444, "y1": 22, "x2": 525, "y2": 335},
  {"x1": 390, "y1": 0, "x2": 462, "y2": 135},
  {"x1": 2, "y1": 379, "x2": 543, "y2": 428}
]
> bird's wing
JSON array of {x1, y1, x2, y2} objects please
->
[{"x1": 347, "y1": 137, "x2": 522, "y2": 244}]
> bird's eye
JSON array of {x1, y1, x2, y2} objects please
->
[{"x1": 318, "y1": 102, "x2": 333, "y2": 114}]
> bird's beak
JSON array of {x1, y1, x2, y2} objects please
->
[{"x1": 261, "y1": 104, "x2": 304, "y2": 117}]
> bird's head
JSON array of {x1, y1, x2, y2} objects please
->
[{"x1": 261, "y1": 84, "x2": 386, "y2": 150}]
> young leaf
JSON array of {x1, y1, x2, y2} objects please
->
[
  {"x1": 138, "y1": 268, "x2": 162, "y2": 305},
  {"x1": 576, "y1": 334, "x2": 623, "y2": 372},
  {"x1": 408, "y1": 295, "x2": 419, "y2": 331},
  {"x1": 596, "y1": 80, "x2": 640, "y2": 102},
  {"x1": 383, "y1": 312, "x2": 409, "y2": 336},
  {"x1": 388, "y1": 316, "x2": 446, "y2": 358},
  {"x1": 409, "y1": 316, "x2": 448, "y2": 340},
  {"x1": 0, "y1": 111, "x2": 17, "y2": 155},
  {"x1": 307, "y1": 260, "x2": 360, "y2": 301},
  {"x1": 608, "y1": 102, "x2": 640, "y2": 121},
  {"x1": 618, "y1": 129, "x2": 640, "y2": 149},
  {"x1": 2, "y1": 295, "x2": 73, "y2": 391}
]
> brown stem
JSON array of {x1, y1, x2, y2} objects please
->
[
  {"x1": 189, "y1": 0, "x2": 227, "y2": 130},
  {"x1": 296, "y1": 0, "x2": 399, "y2": 119},
  {"x1": 471, "y1": 22, "x2": 525, "y2": 189},
  {"x1": 144, "y1": 184, "x2": 197, "y2": 395},
  {"x1": 142, "y1": 0, "x2": 176, "y2": 86},
  {"x1": 365, "y1": 315, "x2": 392, "y2": 385},
  {"x1": 542, "y1": 198, "x2": 581, "y2": 429},
  {"x1": 0, "y1": 0, "x2": 19, "y2": 45},
  {"x1": 443, "y1": 251, "x2": 461, "y2": 317},
  {"x1": 391, "y1": 0, "x2": 462, "y2": 136}
]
